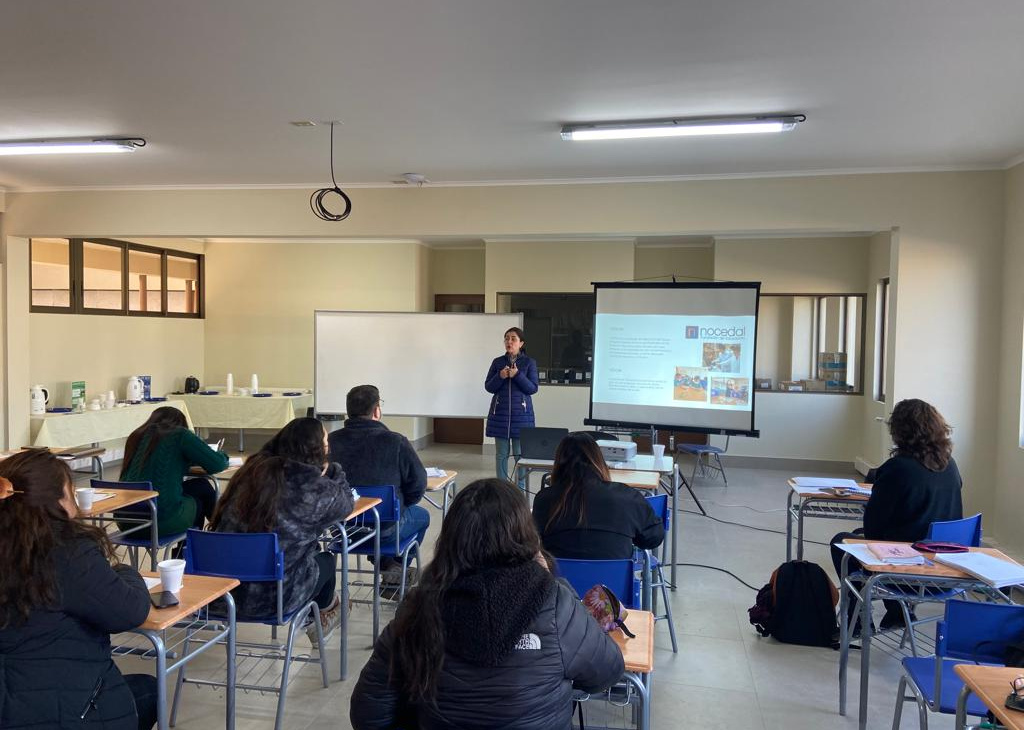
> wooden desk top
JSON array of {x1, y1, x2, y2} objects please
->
[
  {"x1": 611, "y1": 609, "x2": 654, "y2": 673},
  {"x1": 140, "y1": 572, "x2": 239, "y2": 631},
  {"x1": 610, "y1": 469, "x2": 661, "y2": 490},
  {"x1": 787, "y1": 479, "x2": 872, "y2": 501},
  {"x1": 955, "y1": 665, "x2": 1024, "y2": 730},
  {"x1": 426, "y1": 471, "x2": 458, "y2": 491},
  {"x1": 844, "y1": 539, "x2": 1018, "y2": 578},
  {"x1": 81, "y1": 488, "x2": 158, "y2": 517},
  {"x1": 347, "y1": 496, "x2": 382, "y2": 521}
]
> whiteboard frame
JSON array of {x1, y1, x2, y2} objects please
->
[{"x1": 313, "y1": 310, "x2": 524, "y2": 418}]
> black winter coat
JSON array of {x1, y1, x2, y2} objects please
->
[
  {"x1": 0, "y1": 535, "x2": 151, "y2": 730},
  {"x1": 532, "y1": 476, "x2": 665, "y2": 560},
  {"x1": 863, "y1": 454, "x2": 963, "y2": 542},
  {"x1": 214, "y1": 460, "x2": 354, "y2": 618},
  {"x1": 328, "y1": 419, "x2": 426, "y2": 511},
  {"x1": 350, "y1": 562, "x2": 624, "y2": 730}
]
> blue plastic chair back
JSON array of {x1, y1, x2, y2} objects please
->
[
  {"x1": 926, "y1": 514, "x2": 982, "y2": 547},
  {"x1": 555, "y1": 558, "x2": 641, "y2": 609},
  {"x1": 93, "y1": 478, "x2": 154, "y2": 515},
  {"x1": 645, "y1": 494, "x2": 670, "y2": 531},
  {"x1": 938, "y1": 599, "x2": 1024, "y2": 663},
  {"x1": 351, "y1": 485, "x2": 400, "y2": 525},
  {"x1": 185, "y1": 529, "x2": 284, "y2": 583}
]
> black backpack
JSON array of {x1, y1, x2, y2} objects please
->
[{"x1": 748, "y1": 560, "x2": 839, "y2": 647}]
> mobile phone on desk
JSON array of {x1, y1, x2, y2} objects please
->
[{"x1": 150, "y1": 591, "x2": 179, "y2": 609}]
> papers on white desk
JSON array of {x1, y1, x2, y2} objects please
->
[
  {"x1": 933, "y1": 552, "x2": 1024, "y2": 588},
  {"x1": 144, "y1": 577, "x2": 161, "y2": 590},
  {"x1": 228, "y1": 457, "x2": 244, "y2": 467},
  {"x1": 834, "y1": 542, "x2": 917, "y2": 567},
  {"x1": 425, "y1": 467, "x2": 447, "y2": 478}
]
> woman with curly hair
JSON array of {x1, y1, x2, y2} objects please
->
[{"x1": 830, "y1": 398, "x2": 963, "y2": 629}]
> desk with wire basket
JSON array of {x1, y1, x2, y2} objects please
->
[
  {"x1": 837, "y1": 540, "x2": 1019, "y2": 730},
  {"x1": 785, "y1": 479, "x2": 871, "y2": 561},
  {"x1": 423, "y1": 471, "x2": 458, "y2": 519},
  {"x1": 81, "y1": 487, "x2": 161, "y2": 570},
  {"x1": 117, "y1": 573, "x2": 239, "y2": 730},
  {"x1": 954, "y1": 665, "x2": 1024, "y2": 730},
  {"x1": 330, "y1": 496, "x2": 382, "y2": 680}
]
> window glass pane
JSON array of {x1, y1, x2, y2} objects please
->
[
  {"x1": 128, "y1": 250, "x2": 163, "y2": 312},
  {"x1": 82, "y1": 240, "x2": 123, "y2": 310},
  {"x1": 496, "y1": 293, "x2": 594, "y2": 384},
  {"x1": 31, "y1": 238, "x2": 71, "y2": 308},
  {"x1": 167, "y1": 255, "x2": 199, "y2": 314}
]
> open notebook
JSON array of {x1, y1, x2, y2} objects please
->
[{"x1": 933, "y1": 552, "x2": 1024, "y2": 588}]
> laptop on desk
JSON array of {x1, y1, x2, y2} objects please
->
[{"x1": 518, "y1": 427, "x2": 570, "y2": 461}]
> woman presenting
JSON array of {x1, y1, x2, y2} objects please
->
[{"x1": 485, "y1": 327, "x2": 539, "y2": 489}]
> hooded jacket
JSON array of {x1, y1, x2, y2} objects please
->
[
  {"x1": 213, "y1": 460, "x2": 354, "y2": 618},
  {"x1": 484, "y1": 354, "x2": 539, "y2": 440},
  {"x1": 0, "y1": 535, "x2": 151, "y2": 730},
  {"x1": 350, "y1": 561, "x2": 624, "y2": 730}
]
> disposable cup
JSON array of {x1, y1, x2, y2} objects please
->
[
  {"x1": 75, "y1": 487, "x2": 95, "y2": 511},
  {"x1": 158, "y1": 558, "x2": 186, "y2": 594},
  {"x1": 652, "y1": 444, "x2": 666, "y2": 460}
]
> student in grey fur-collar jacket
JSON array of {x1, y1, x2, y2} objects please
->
[{"x1": 211, "y1": 418, "x2": 354, "y2": 620}]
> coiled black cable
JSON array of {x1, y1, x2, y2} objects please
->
[{"x1": 310, "y1": 122, "x2": 352, "y2": 222}]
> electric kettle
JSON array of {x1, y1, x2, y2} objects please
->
[
  {"x1": 184, "y1": 376, "x2": 200, "y2": 394},
  {"x1": 126, "y1": 376, "x2": 145, "y2": 402},
  {"x1": 30, "y1": 385, "x2": 49, "y2": 415}
]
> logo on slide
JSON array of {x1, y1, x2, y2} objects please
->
[
  {"x1": 685, "y1": 326, "x2": 699, "y2": 339},
  {"x1": 700, "y1": 326, "x2": 746, "y2": 339}
]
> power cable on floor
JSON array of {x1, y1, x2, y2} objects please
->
[{"x1": 671, "y1": 562, "x2": 761, "y2": 591}]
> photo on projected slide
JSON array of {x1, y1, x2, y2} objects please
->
[
  {"x1": 673, "y1": 367, "x2": 708, "y2": 402},
  {"x1": 703, "y1": 343, "x2": 742, "y2": 373},
  {"x1": 710, "y1": 377, "x2": 750, "y2": 406}
]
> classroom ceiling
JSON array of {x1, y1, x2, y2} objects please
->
[{"x1": 2, "y1": 0, "x2": 1024, "y2": 191}]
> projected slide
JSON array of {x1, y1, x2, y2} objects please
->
[
  {"x1": 592, "y1": 314, "x2": 755, "y2": 411},
  {"x1": 588, "y1": 282, "x2": 760, "y2": 434}
]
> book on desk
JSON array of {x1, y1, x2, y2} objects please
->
[{"x1": 933, "y1": 552, "x2": 1024, "y2": 588}]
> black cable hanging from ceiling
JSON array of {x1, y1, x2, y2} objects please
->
[{"x1": 310, "y1": 122, "x2": 352, "y2": 222}]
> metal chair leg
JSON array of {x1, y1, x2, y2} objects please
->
[
  {"x1": 659, "y1": 567, "x2": 678, "y2": 653},
  {"x1": 169, "y1": 629, "x2": 195, "y2": 727},
  {"x1": 892, "y1": 676, "x2": 907, "y2": 730},
  {"x1": 714, "y1": 452, "x2": 728, "y2": 485},
  {"x1": 274, "y1": 618, "x2": 302, "y2": 730}
]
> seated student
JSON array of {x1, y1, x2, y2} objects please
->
[
  {"x1": 119, "y1": 406, "x2": 229, "y2": 536},
  {"x1": 830, "y1": 398, "x2": 963, "y2": 629},
  {"x1": 0, "y1": 449, "x2": 157, "y2": 730},
  {"x1": 532, "y1": 432, "x2": 665, "y2": 560},
  {"x1": 328, "y1": 385, "x2": 429, "y2": 583},
  {"x1": 210, "y1": 418, "x2": 354, "y2": 642},
  {"x1": 350, "y1": 478, "x2": 624, "y2": 730}
]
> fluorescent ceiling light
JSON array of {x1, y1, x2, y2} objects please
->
[
  {"x1": 561, "y1": 115, "x2": 805, "y2": 141},
  {"x1": 0, "y1": 138, "x2": 145, "y2": 156}
]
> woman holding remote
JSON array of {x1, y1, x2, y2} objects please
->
[{"x1": 484, "y1": 327, "x2": 539, "y2": 490}]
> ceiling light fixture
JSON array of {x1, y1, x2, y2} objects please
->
[
  {"x1": 560, "y1": 114, "x2": 805, "y2": 141},
  {"x1": 0, "y1": 137, "x2": 146, "y2": 156}
]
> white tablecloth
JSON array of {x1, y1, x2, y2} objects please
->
[
  {"x1": 30, "y1": 400, "x2": 193, "y2": 448},
  {"x1": 173, "y1": 389, "x2": 314, "y2": 430}
]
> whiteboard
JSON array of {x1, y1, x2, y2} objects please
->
[{"x1": 314, "y1": 311, "x2": 523, "y2": 417}]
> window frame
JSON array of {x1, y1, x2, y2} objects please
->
[
  {"x1": 29, "y1": 238, "x2": 204, "y2": 319},
  {"x1": 876, "y1": 277, "x2": 890, "y2": 403}
]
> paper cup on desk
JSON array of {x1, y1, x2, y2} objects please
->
[
  {"x1": 652, "y1": 444, "x2": 666, "y2": 460},
  {"x1": 75, "y1": 487, "x2": 95, "y2": 511},
  {"x1": 158, "y1": 559, "x2": 186, "y2": 594}
]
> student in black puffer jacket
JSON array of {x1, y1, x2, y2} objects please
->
[
  {"x1": 350, "y1": 478, "x2": 624, "y2": 730},
  {"x1": 0, "y1": 449, "x2": 156, "y2": 730}
]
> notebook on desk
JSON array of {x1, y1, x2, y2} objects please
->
[{"x1": 933, "y1": 552, "x2": 1024, "y2": 588}]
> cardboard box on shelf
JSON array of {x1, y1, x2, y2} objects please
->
[
  {"x1": 755, "y1": 377, "x2": 773, "y2": 391},
  {"x1": 801, "y1": 379, "x2": 828, "y2": 391},
  {"x1": 778, "y1": 380, "x2": 804, "y2": 392}
]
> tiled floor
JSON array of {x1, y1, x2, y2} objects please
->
[{"x1": 106, "y1": 444, "x2": 965, "y2": 729}]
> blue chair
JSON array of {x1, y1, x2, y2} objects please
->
[
  {"x1": 331, "y1": 485, "x2": 420, "y2": 603},
  {"x1": 93, "y1": 479, "x2": 184, "y2": 571},
  {"x1": 925, "y1": 514, "x2": 982, "y2": 547},
  {"x1": 643, "y1": 494, "x2": 678, "y2": 653},
  {"x1": 892, "y1": 599, "x2": 1024, "y2": 729},
  {"x1": 173, "y1": 529, "x2": 330, "y2": 730},
  {"x1": 677, "y1": 436, "x2": 730, "y2": 485},
  {"x1": 555, "y1": 558, "x2": 642, "y2": 611}
]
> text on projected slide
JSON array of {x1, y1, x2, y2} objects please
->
[{"x1": 593, "y1": 314, "x2": 756, "y2": 412}]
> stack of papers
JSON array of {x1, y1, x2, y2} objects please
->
[
  {"x1": 867, "y1": 543, "x2": 928, "y2": 565},
  {"x1": 425, "y1": 467, "x2": 447, "y2": 478},
  {"x1": 791, "y1": 477, "x2": 871, "y2": 496},
  {"x1": 228, "y1": 456, "x2": 244, "y2": 467},
  {"x1": 933, "y1": 552, "x2": 1024, "y2": 588}
]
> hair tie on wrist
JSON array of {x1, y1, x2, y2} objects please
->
[{"x1": 0, "y1": 476, "x2": 23, "y2": 500}]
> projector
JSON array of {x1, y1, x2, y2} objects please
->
[{"x1": 597, "y1": 440, "x2": 637, "y2": 462}]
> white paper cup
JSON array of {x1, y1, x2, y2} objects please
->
[
  {"x1": 158, "y1": 559, "x2": 186, "y2": 594},
  {"x1": 652, "y1": 444, "x2": 666, "y2": 460},
  {"x1": 75, "y1": 487, "x2": 95, "y2": 511}
]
